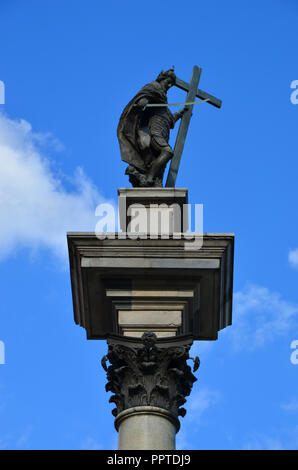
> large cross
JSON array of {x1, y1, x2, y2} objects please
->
[{"x1": 165, "y1": 65, "x2": 222, "y2": 187}]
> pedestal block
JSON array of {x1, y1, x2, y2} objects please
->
[{"x1": 118, "y1": 187, "x2": 188, "y2": 234}]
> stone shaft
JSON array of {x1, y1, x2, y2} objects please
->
[{"x1": 115, "y1": 406, "x2": 178, "y2": 450}]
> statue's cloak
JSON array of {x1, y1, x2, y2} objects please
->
[{"x1": 117, "y1": 81, "x2": 168, "y2": 171}]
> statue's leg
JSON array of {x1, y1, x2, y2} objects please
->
[
  {"x1": 137, "y1": 128, "x2": 154, "y2": 168},
  {"x1": 125, "y1": 129, "x2": 154, "y2": 187},
  {"x1": 147, "y1": 139, "x2": 173, "y2": 185},
  {"x1": 154, "y1": 164, "x2": 167, "y2": 187}
]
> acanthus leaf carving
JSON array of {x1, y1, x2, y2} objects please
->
[{"x1": 102, "y1": 331, "x2": 199, "y2": 419}]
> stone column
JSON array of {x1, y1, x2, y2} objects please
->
[
  {"x1": 102, "y1": 332, "x2": 199, "y2": 450},
  {"x1": 115, "y1": 406, "x2": 179, "y2": 450}
]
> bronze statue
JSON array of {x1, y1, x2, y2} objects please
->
[
  {"x1": 117, "y1": 66, "x2": 222, "y2": 187},
  {"x1": 117, "y1": 68, "x2": 185, "y2": 187}
]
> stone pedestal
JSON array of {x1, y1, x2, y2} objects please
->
[
  {"x1": 67, "y1": 187, "x2": 234, "y2": 450},
  {"x1": 118, "y1": 187, "x2": 188, "y2": 234},
  {"x1": 67, "y1": 232, "x2": 234, "y2": 341}
]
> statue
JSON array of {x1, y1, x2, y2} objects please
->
[
  {"x1": 117, "y1": 66, "x2": 222, "y2": 188},
  {"x1": 117, "y1": 68, "x2": 185, "y2": 187}
]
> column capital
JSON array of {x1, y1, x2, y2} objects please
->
[{"x1": 102, "y1": 331, "x2": 199, "y2": 420}]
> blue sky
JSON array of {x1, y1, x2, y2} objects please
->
[{"x1": 0, "y1": 0, "x2": 298, "y2": 450}]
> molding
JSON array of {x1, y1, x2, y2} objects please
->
[
  {"x1": 67, "y1": 232, "x2": 234, "y2": 339},
  {"x1": 114, "y1": 406, "x2": 180, "y2": 433}
]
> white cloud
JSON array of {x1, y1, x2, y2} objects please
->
[
  {"x1": 176, "y1": 387, "x2": 220, "y2": 450},
  {"x1": 222, "y1": 284, "x2": 298, "y2": 350},
  {"x1": 281, "y1": 398, "x2": 298, "y2": 412},
  {"x1": 289, "y1": 249, "x2": 298, "y2": 269},
  {"x1": 187, "y1": 387, "x2": 220, "y2": 423},
  {"x1": 242, "y1": 434, "x2": 284, "y2": 450},
  {"x1": 192, "y1": 283, "x2": 298, "y2": 355},
  {"x1": 80, "y1": 436, "x2": 102, "y2": 450},
  {"x1": 15, "y1": 425, "x2": 33, "y2": 449},
  {"x1": 242, "y1": 427, "x2": 298, "y2": 450},
  {"x1": 0, "y1": 426, "x2": 32, "y2": 450},
  {"x1": 0, "y1": 112, "x2": 114, "y2": 262}
]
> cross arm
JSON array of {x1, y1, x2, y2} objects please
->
[{"x1": 175, "y1": 77, "x2": 222, "y2": 109}]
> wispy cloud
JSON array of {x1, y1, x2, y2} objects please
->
[
  {"x1": 176, "y1": 387, "x2": 220, "y2": 450},
  {"x1": 187, "y1": 387, "x2": 220, "y2": 423},
  {"x1": 80, "y1": 436, "x2": 102, "y2": 450},
  {"x1": 0, "y1": 112, "x2": 114, "y2": 262},
  {"x1": 0, "y1": 425, "x2": 32, "y2": 450},
  {"x1": 223, "y1": 283, "x2": 298, "y2": 350},
  {"x1": 242, "y1": 426, "x2": 298, "y2": 450},
  {"x1": 192, "y1": 282, "x2": 298, "y2": 357},
  {"x1": 15, "y1": 425, "x2": 33, "y2": 449},
  {"x1": 289, "y1": 249, "x2": 298, "y2": 269},
  {"x1": 242, "y1": 434, "x2": 284, "y2": 450},
  {"x1": 281, "y1": 397, "x2": 298, "y2": 412}
]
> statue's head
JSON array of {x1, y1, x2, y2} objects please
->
[{"x1": 156, "y1": 67, "x2": 176, "y2": 90}]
